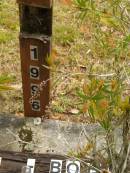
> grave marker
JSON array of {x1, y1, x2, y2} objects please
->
[
  {"x1": 0, "y1": 151, "x2": 83, "y2": 173},
  {"x1": 17, "y1": 0, "x2": 53, "y2": 117}
]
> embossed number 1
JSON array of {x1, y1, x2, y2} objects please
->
[{"x1": 30, "y1": 45, "x2": 41, "y2": 112}]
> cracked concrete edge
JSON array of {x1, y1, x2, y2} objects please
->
[
  {"x1": 0, "y1": 114, "x2": 102, "y2": 133},
  {"x1": 0, "y1": 114, "x2": 122, "y2": 155}
]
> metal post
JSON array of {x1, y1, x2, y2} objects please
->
[{"x1": 17, "y1": 0, "x2": 52, "y2": 117}]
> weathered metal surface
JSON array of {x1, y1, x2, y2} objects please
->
[
  {"x1": 0, "y1": 150, "x2": 66, "y2": 173},
  {"x1": 19, "y1": 5, "x2": 53, "y2": 36},
  {"x1": 19, "y1": 34, "x2": 51, "y2": 117},
  {"x1": 18, "y1": 0, "x2": 53, "y2": 117},
  {"x1": 17, "y1": 0, "x2": 52, "y2": 8}
]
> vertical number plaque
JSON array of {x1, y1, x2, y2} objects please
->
[{"x1": 18, "y1": 0, "x2": 52, "y2": 117}]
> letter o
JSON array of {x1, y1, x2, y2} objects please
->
[{"x1": 67, "y1": 162, "x2": 79, "y2": 173}]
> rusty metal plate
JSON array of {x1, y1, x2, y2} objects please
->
[
  {"x1": 0, "y1": 151, "x2": 66, "y2": 173},
  {"x1": 19, "y1": 34, "x2": 51, "y2": 117},
  {"x1": 17, "y1": 0, "x2": 52, "y2": 8}
]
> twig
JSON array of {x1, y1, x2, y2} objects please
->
[
  {"x1": 118, "y1": 110, "x2": 130, "y2": 173},
  {"x1": 0, "y1": 140, "x2": 18, "y2": 148},
  {"x1": 6, "y1": 128, "x2": 19, "y2": 139},
  {"x1": 43, "y1": 65, "x2": 116, "y2": 77},
  {"x1": 120, "y1": 143, "x2": 130, "y2": 173},
  {"x1": 106, "y1": 133, "x2": 116, "y2": 173},
  {"x1": 122, "y1": 63, "x2": 130, "y2": 84}
]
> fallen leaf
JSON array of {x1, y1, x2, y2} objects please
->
[{"x1": 69, "y1": 109, "x2": 79, "y2": 114}]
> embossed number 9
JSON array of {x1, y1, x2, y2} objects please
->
[
  {"x1": 30, "y1": 66, "x2": 39, "y2": 79},
  {"x1": 31, "y1": 84, "x2": 39, "y2": 95}
]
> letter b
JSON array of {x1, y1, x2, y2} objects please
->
[{"x1": 50, "y1": 160, "x2": 63, "y2": 173}]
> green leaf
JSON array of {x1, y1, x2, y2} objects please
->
[
  {"x1": 100, "y1": 120, "x2": 110, "y2": 131},
  {"x1": 88, "y1": 105, "x2": 94, "y2": 119},
  {"x1": 92, "y1": 93, "x2": 105, "y2": 101},
  {"x1": 77, "y1": 89, "x2": 90, "y2": 100},
  {"x1": 0, "y1": 75, "x2": 15, "y2": 84},
  {"x1": 0, "y1": 85, "x2": 14, "y2": 91},
  {"x1": 102, "y1": 86, "x2": 112, "y2": 94}
]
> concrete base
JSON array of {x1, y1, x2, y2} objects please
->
[
  {"x1": 0, "y1": 114, "x2": 104, "y2": 154},
  {"x1": 0, "y1": 114, "x2": 129, "y2": 172}
]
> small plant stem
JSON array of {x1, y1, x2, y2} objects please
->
[
  {"x1": 106, "y1": 132, "x2": 116, "y2": 173},
  {"x1": 118, "y1": 110, "x2": 130, "y2": 173},
  {"x1": 120, "y1": 144, "x2": 130, "y2": 173}
]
